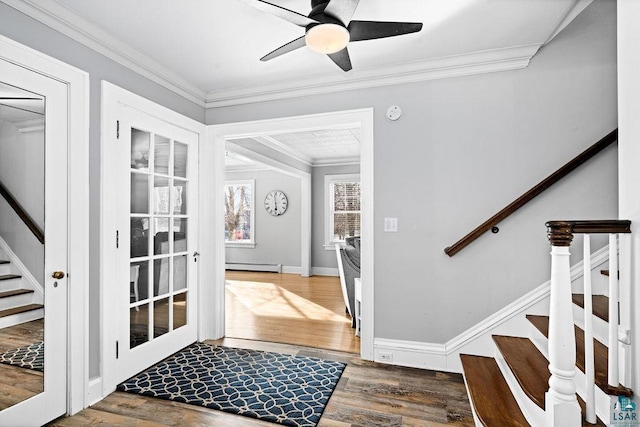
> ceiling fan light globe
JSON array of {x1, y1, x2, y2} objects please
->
[{"x1": 305, "y1": 23, "x2": 350, "y2": 54}]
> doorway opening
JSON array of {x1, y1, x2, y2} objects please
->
[{"x1": 206, "y1": 108, "x2": 374, "y2": 360}]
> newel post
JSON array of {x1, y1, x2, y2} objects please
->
[{"x1": 545, "y1": 222, "x2": 581, "y2": 427}]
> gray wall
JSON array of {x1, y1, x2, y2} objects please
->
[
  {"x1": 208, "y1": 0, "x2": 618, "y2": 343},
  {"x1": 226, "y1": 169, "x2": 302, "y2": 268},
  {"x1": 311, "y1": 164, "x2": 360, "y2": 270},
  {"x1": 0, "y1": 3, "x2": 205, "y2": 378}
]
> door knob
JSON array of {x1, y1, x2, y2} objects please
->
[{"x1": 52, "y1": 271, "x2": 65, "y2": 279}]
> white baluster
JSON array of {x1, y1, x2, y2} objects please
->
[
  {"x1": 608, "y1": 234, "x2": 619, "y2": 387},
  {"x1": 583, "y1": 235, "x2": 596, "y2": 424},
  {"x1": 546, "y1": 223, "x2": 581, "y2": 427}
]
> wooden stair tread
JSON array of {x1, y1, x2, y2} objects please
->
[
  {"x1": 527, "y1": 315, "x2": 632, "y2": 397},
  {"x1": 460, "y1": 354, "x2": 530, "y2": 427},
  {"x1": 0, "y1": 289, "x2": 34, "y2": 298},
  {"x1": 0, "y1": 304, "x2": 43, "y2": 318},
  {"x1": 493, "y1": 335, "x2": 607, "y2": 426},
  {"x1": 572, "y1": 294, "x2": 609, "y2": 322},
  {"x1": 493, "y1": 335, "x2": 549, "y2": 410},
  {"x1": 0, "y1": 274, "x2": 21, "y2": 281}
]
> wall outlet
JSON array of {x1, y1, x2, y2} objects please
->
[{"x1": 379, "y1": 352, "x2": 393, "y2": 362}]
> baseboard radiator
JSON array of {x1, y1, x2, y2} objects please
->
[{"x1": 225, "y1": 262, "x2": 282, "y2": 273}]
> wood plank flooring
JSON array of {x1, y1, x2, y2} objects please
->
[
  {"x1": 48, "y1": 338, "x2": 474, "y2": 426},
  {"x1": 0, "y1": 319, "x2": 43, "y2": 411},
  {"x1": 225, "y1": 271, "x2": 360, "y2": 353},
  {"x1": 44, "y1": 272, "x2": 474, "y2": 426}
]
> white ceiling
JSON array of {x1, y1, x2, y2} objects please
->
[
  {"x1": 5, "y1": 0, "x2": 591, "y2": 166},
  {"x1": 10, "y1": 0, "x2": 592, "y2": 107}
]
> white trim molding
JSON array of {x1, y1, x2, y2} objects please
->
[
  {"x1": 1, "y1": 0, "x2": 206, "y2": 106},
  {"x1": 373, "y1": 245, "x2": 610, "y2": 373},
  {"x1": 311, "y1": 267, "x2": 339, "y2": 277},
  {"x1": 205, "y1": 44, "x2": 541, "y2": 108}
]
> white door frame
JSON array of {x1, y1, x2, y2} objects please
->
[
  {"x1": 205, "y1": 108, "x2": 375, "y2": 360},
  {"x1": 100, "y1": 81, "x2": 206, "y2": 394},
  {"x1": 0, "y1": 35, "x2": 89, "y2": 415}
]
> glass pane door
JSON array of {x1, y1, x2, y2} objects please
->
[
  {"x1": 130, "y1": 130, "x2": 190, "y2": 347},
  {"x1": 113, "y1": 105, "x2": 198, "y2": 385}
]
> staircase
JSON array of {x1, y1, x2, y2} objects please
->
[
  {"x1": 461, "y1": 221, "x2": 634, "y2": 426},
  {"x1": 0, "y1": 246, "x2": 44, "y2": 329}
]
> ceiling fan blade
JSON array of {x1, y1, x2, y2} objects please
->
[
  {"x1": 238, "y1": 0, "x2": 318, "y2": 27},
  {"x1": 260, "y1": 36, "x2": 307, "y2": 62},
  {"x1": 328, "y1": 47, "x2": 352, "y2": 72},
  {"x1": 348, "y1": 20, "x2": 423, "y2": 42},
  {"x1": 324, "y1": 0, "x2": 360, "y2": 25}
]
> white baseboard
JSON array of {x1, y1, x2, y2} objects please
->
[
  {"x1": 311, "y1": 267, "x2": 338, "y2": 276},
  {"x1": 225, "y1": 262, "x2": 282, "y2": 273},
  {"x1": 87, "y1": 377, "x2": 103, "y2": 406},
  {"x1": 373, "y1": 245, "x2": 610, "y2": 374},
  {"x1": 374, "y1": 338, "x2": 449, "y2": 371},
  {"x1": 281, "y1": 266, "x2": 301, "y2": 274}
]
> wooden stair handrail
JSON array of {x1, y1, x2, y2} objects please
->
[
  {"x1": 546, "y1": 220, "x2": 631, "y2": 237},
  {"x1": 444, "y1": 129, "x2": 618, "y2": 257},
  {"x1": 0, "y1": 181, "x2": 44, "y2": 244}
]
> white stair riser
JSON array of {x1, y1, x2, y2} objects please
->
[
  {"x1": 493, "y1": 348, "x2": 545, "y2": 426},
  {"x1": 0, "y1": 307, "x2": 43, "y2": 329},
  {"x1": 0, "y1": 291, "x2": 37, "y2": 311},
  {"x1": 0, "y1": 264, "x2": 11, "y2": 276},
  {"x1": 0, "y1": 277, "x2": 24, "y2": 293}
]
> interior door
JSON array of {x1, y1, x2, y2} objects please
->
[
  {"x1": 113, "y1": 105, "x2": 198, "y2": 382},
  {"x1": 0, "y1": 58, "x2": 68, "y2": 426}
]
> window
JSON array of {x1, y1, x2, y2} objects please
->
[
  {"x1": 325, "y1": 174, "x2": 361, "y2": 248},
  {"x1": 224, "y1": 180, "x2": 255, "y2": 246}
]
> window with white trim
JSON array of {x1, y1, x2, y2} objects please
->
[
  {"x1": 325, "y1": 174, "x2": 361, "y2": 247},
  {"x1": 224, "y1": 180, "x2": 255, "y2": 246}
]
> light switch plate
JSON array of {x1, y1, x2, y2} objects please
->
[{"x1": 384, "y1": 217, "x2": 398, "y2": 232}]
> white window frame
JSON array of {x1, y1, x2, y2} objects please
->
[
  {"x1": 324, "y1": 173, "x2": 360, "y2": 249},
  {"x1": 225, "y1": 179, "x2": 256, "y2": 248}
]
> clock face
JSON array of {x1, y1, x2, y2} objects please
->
[{"x1": 264, "y1": 190, "x2": 288, "y2": 216}]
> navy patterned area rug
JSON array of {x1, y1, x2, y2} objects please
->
[
  {"x1": 117, "y1": 342, "x2": 345, "y2": 427},
  {"x1": 0, "y1": 341, "x2": 44, "y2": 372}
]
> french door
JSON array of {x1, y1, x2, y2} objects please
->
[
  {"x1": 111, "y1": 105, "x2": 199, "y2": 384},
  {"x1": 0, "y1": 57, "x2": 68, "y2": 426}
]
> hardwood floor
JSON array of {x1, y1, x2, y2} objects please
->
[
  {"x1": 44, "y1": 272, "x2": 474, "y2": 426},
  {"x1": 0, "y1": 319, "x2": 43, "y2": 411},
  {"x1": 48, "y1": 338, "x2": 474, "y2": 426},
  {"x1": 225, "y1": 271, "x2": 360, "y2": 353}
]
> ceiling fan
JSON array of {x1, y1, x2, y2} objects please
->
[{"x1": 239, "y1": 0, "x2": 423, "y2": 72}]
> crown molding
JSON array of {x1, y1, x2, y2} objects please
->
[
  {"x1": 1, "y1": 0, "x2": 207, "y2": 106},
  {"x1": 5, "y1": 0, "x2": 550, "y2": 110},
  {"x1": 205, "y1": 44, "x2": 541, "y2": 108},
  {"x1": 312, "y1": 157, "x2": 360, "y2": 167},
  {"x1": 255, "y1": 135, "x2": 314, "y2": 167}
]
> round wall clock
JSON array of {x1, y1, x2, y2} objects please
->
[{"x1": 264, "y1": 190, "x2": 288, "y2": 216}]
